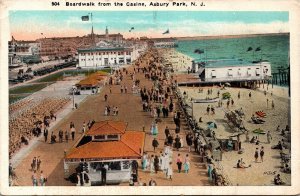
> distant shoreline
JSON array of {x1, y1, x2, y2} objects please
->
[{"x1": 152, "y1": 32, "x2": 289, "y2": 41}]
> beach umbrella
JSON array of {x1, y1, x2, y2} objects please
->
[{"x1": 207, "y1": 121, "x2": 217, "y2": 129}]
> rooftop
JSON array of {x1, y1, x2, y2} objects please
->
[
  {"x1": 76, "y1": 72, "x2": 107, "y2": 87},
  {"x1": 193, "y1": 59, "x2": 270, "y2": 68},
  {"x1": 86, "y1": 120, "x2": 127, "y2": 136},
  {"x1": 78, "y1": 47, "x2": 131, "y2": 53},
  {"x1": 65, "y1": 131, "x2": 145, "y2": 160}
]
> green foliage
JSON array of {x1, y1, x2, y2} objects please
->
[{"x1": 222, "y1": 92, "x2": 231, "y2": 99}]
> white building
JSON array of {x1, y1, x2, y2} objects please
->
[
  {"x1": 77, "y1": 47, "x2": 133, "y2": 68},
  {"x1": 192, "y1": 59, "x2": 272, "y2": 82}
]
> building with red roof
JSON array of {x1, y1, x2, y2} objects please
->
[{"x1": 64, "y1": 120, "x2": 145, "y2": 185}]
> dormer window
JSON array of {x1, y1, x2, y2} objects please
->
[
  {"x1": 107, "y1": 134, "x2": 118, "y2": 140},
  {"x1": 94, "y1": 135, "x2": 105, "y2": 140}
]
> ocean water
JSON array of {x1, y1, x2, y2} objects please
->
[{"x1": 176, "y1": 34, "x2": 289, "y2": 73}]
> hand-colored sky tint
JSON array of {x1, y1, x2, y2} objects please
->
[{"x1": 9, "y1": 11, "x2": 289, "y2": 40}]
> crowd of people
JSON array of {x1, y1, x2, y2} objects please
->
[{"x1": 9, "y1": 97, "x2": 70, "y2": 158}]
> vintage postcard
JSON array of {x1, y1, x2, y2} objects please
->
[{"x1": 0, "y1": 0, "x2": 300, "y2": 195}]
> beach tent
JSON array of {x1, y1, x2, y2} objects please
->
[{"x1": 207, "y1": 121, "x2": 217, "y2": 129}]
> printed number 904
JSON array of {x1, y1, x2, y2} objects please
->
[{"x1": 52, "y1": 2, "x2": 60, "y2": 6}]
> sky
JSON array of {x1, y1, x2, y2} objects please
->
[{"x1": 9, "y1": 11, "x2": 289, "y2": 40}]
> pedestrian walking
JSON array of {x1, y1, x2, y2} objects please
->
[
  {"x1": 154, "y1": 155, "x2": 159, "y2": 173},
  {"x1": 39, "y1": 171, "x2": 46, "y2": 186},
  {"x1": 254, "y1": 148, "x2": 259, "y2": 162},
  {"x1": 164, "y1": 126, "x2": 170, "y2": 138},
  {"x1": 272, "y1": 100, "x2": 275, "y2": 109},
  {"x1": 65, "y1": 130, "x2": 69, "y2": 143},
  {"x1": 211, "y1": 106, "x2": 215, "y2": 115},
  {"x1": 184, "y1": 154, "x2": 190, "y2": 173},
  {"x1": 43, "y1": 128, "x2": 48, "y2": 143},
  {"x1": 260, "y1": 146, "x2": 265, "y2": 162},
  {"x1": 238, "y1": 91, "x2": 240, "y2": 99},
  {"x1": 104, "y1": 94, "x2": 108, "y2": 102},
  {"x1": 176, "y1": 154, "x2": 182, "y2": 173},
  {"x1": 166, "y1": 162, "x2": 173, "y2": 180},
  {"x1": 249, "y1": 92, "x2": 252, "y2": 98},
  {"x1": 59, "y1": 130, "x2": 63, "y2": 142},
  {"x1": 152, "y1": 138, "x2": 159, "y2": 152},
  {"x1": 186, "y1": 132, "x2": 193, "y2": 152},
  {"x1": 82, "y1": 121, "x2": 86, "y2": 133},
  {"x1": 175, "y1": 135, "x2": 181, "y2": 151},
  {"x1": 32, "y1": 171, "x2": 38, "y2": 186},
  {"x1": 71, "y1": 127, "x2": 75, "y2": 141},
  {"x1": 36, "y1": 157, "x2": 41, "y2": 171},
  {"x1": 150, "y1": 155, "x2": 155, "y2": 174},
  {"x1": 267, "y1": 131, "x2": 272, "y2": 144},
  {"x1": 31, "y1": 157, "x2": 37, "y2": 171},
  {"x1": 206, "y1": 105, "x2": 210, "y2": 115}
]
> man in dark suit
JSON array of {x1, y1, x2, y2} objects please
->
[
  {"x1": 43, "y1": 128, "x2": 48, "y2": 142},
  {"x1": 101, "y1": 165, "x2": 107, "y2": 185}
]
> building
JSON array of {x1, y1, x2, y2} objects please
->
[
  {"x1": 64, "y1": 120, "x2": 145, "y2": 185},
  {"x1": 192, "y1": 59, "x2": 272, "y2": 83},
  {"x1": 75, "y1": 71, "x2": 107, "y2": 93},
  {"x1": 77, "y1": 47, "x2": 134, "y2": 68},
  {"x1": 153, "y1": 39, "x2": 178, "y2": 48},
  {"x1": 8, "y1": 36, "x2": 41, "y2": 66},
  {"x1": 39, "y1": 27, "x2": 124, "y2": 59}
]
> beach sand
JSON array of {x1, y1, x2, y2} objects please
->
[{"x1": 178, "y1": 84, "x2": 291, "y2": 185}]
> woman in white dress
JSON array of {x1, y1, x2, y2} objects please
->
[
  {"x1": 180, "y1": 137, "x2": 184, "y2": 148},
  {"x1": 150, "y1": 155, "x2": 155, "y2": 174},
  {"x1": 104, "y1": 107, "x2": 108, "y2": 116},
  {"x1": 159, "y1": 153, "x2": 164, "y2": 171},
  {"x1": 166, "y1": 162, "x2": 173, "y2": 180}
]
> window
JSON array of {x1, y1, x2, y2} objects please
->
[
  {"x1": 238, "y1": 68, "x2": 242, "y2": 75},
  {"x1": 256, "y1": 68, "x2": 260, "y2": 76},
  {"x1": 228, "y1": 69, "x2": 233, "y2": 76},
  {"x1": 107, "y1": 135, "x2": 118, "y2": 139},
  {"x1": 247, "y1": 68, "x2": 252, "y2": 76},
  {"x1": 94, "y1": 135, "x2": 105, "y2": 140},
  {"x1": 211, "y1": 70, "x2": 216, "y2": 77},
  {"x1": 122, "y1": 161, "x2": 130, "y2": 170},
  {"x1": 109, "y1": 161, "x2": 121, "y2": 170}
]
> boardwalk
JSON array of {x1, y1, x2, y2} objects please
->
[{"x1": 13, "y1": 53, "x2": 210, "y2": 186}]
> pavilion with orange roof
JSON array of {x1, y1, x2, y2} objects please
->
[{"x1": 64, "y1": 120, "x2": 145, "y2": 185}]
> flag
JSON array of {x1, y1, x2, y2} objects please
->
[
  {"x1": 247, "y1": 47, "x2": 253, "y2": 52},
  {"x1": 162, "y1": 29, "x2": 169, "y2": 34},
  {"x1": 255, "y1": 47, "x2": 261, "y2": 51},
  {"x1": 81, "y1": 15, "x2": 89, "y2": 21}
]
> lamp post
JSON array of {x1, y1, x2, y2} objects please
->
[{"x1": 72, "y1": 86, "x2": 76, "y2": 109}]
